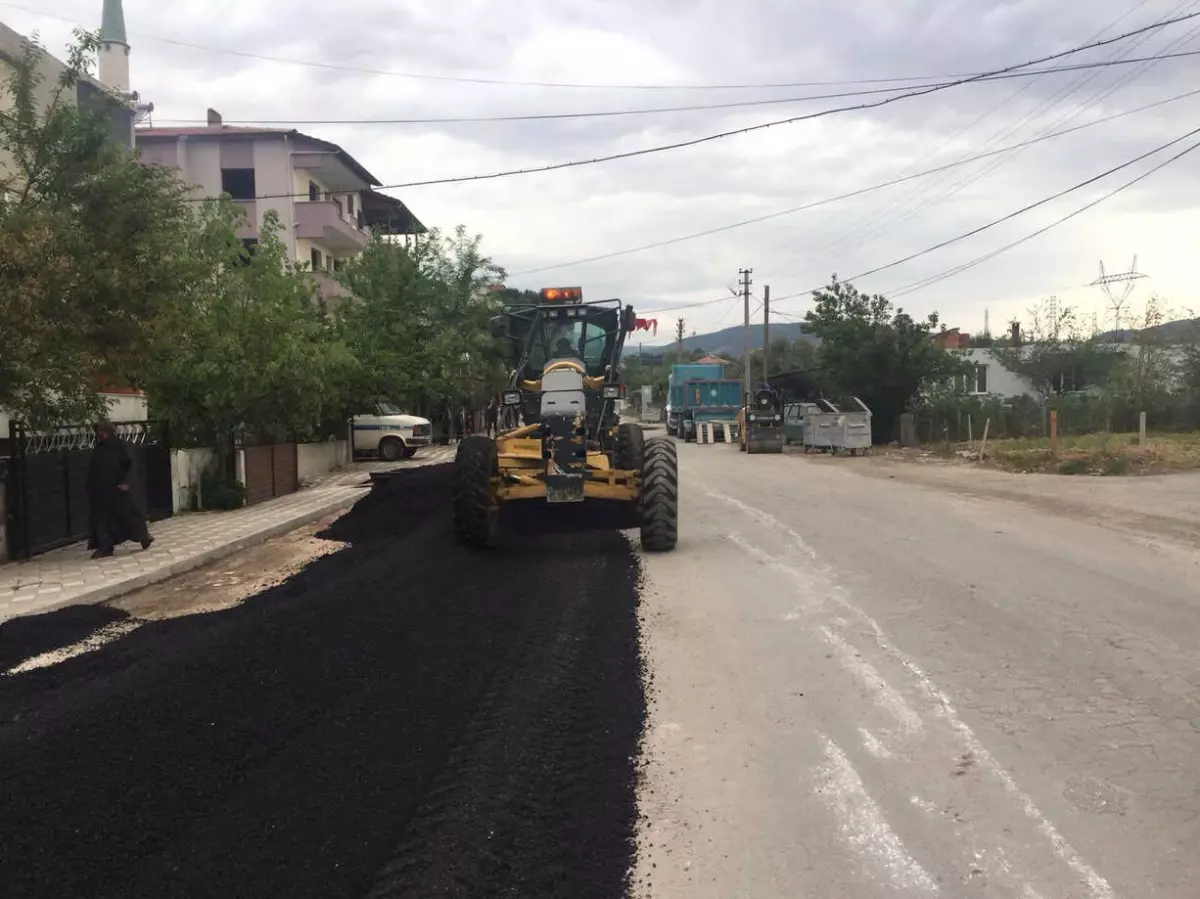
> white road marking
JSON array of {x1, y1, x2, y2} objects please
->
[
  {"x1": 815, "y1": 735, "x2": 940, "y2": 894},
  {"x1": 708, "y1": 489, "x2": 1116, "y2": 899},
  {"x1": 727, "y1": 534, "x2": 821, "y2": 614},
  {"x1": 861, "y1": 727, "x2": 894, "y2": 759},
  {"x1": 823, "y1": 626, "x2": 924, "y2": 735},
  {"x1": 4, "y1": 619, "x2": 142, "y2": 675},
  {"x1": 910, "y1": 795, "x2": 938, "y2": 814}
]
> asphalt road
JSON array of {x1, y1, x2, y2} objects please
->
[
  {"x1": 0, "y1": 464, "x2": 643, "y2": 899},
  {"x1": 2, "y1": 439, "x2": 1198, "y2": 898},
  {"x1": 636, "y1": 443, "x2": 1200, "y2": 899}
]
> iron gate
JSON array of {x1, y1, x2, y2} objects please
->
[
  {"x1": 3, "y1": 420, "x2": 173, "y2": 560},
  {"x1": 242, "y1": 443, "x2": 298, "y2": 506}
]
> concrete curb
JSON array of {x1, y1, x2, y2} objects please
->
[{"x1": 8, "y1": 491, "x2": 365, "y2": 621}]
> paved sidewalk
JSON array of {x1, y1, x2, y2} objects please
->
[{"x1": 0, "y1": 447, "x2": 458, "y2": 623}]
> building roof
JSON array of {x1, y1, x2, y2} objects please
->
[
  {"x1": 136, "y1": 124, "x2": 383, "y2": 187},
  {"x1": 696, "y1": 354, "x2": 730, "y2": 365},
  {"x1": 361, "y1": 188, "x2": 427, "y2": 235},
  {"x1": 101, "y1": 0, "x2": 127, "y2": 45}
]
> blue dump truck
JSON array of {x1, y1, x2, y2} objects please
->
[{"x1": 667, "y1": 363, "x2": 743, "y2": 441}]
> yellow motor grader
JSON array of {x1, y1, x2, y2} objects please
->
[{"x1": 452, "y1": 287, "x2": 678, "y2": 551}]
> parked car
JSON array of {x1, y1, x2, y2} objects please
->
[
  {"x1": 783, "y1": 402, "x2": 823, "y2": 445},
  {"x1": 352, "y1": 402, "x2": 432, "y2": 462}
]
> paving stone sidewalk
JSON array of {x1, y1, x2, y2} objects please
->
[{"x1": 0, "y1": 447, "x2": 458, "y2": 623}]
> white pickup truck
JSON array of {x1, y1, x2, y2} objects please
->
[{"x1": 352, "y1": 402, "x2": 433, "y2": 462}]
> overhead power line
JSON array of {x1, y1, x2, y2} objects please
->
[
  {"x1": 807, "y1": 0, "x2": 1200, "y2": 268},
  {"x1": 149, "y1": 51, "x2": 1200, "y2": 126},
  {"x1": 507, "y1": 88, "x2": 1200, "y2": 276},
  {"x1": 762, "y1": 0, "x2": 1175, "y2": 277},
  {"x1": 638, "y1": 295, "x2": 744, "y2": 316},
  {"x1": 3, "y1": 0, "x2": 1192, "y2": 92},
  {"x1": 173, "y1": 13, "x2": 1200, "y2": 200},
  {"x1": 764, "y1": 124, "x2": 1200, "y2": 306},
  {"x1": 885, "y1": 139, "x2": 1200, "y2": 298}
]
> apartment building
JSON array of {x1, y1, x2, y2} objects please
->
[{"x1": 136, "y1": 110, "x2": 426, "y2": 307}]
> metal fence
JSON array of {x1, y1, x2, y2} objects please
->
[
  {"x1": 914, "y1": 392, "x2": 1200, "y2": 444},
  {"x1": 3, "y1": 420, "x2": 173, "y2": 560}
]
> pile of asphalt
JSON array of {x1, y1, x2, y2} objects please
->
[
  {"x1": 0, "y1": 603, "x2": 127, "y2": 672},
  {"x1": 0, "y1": 463, "x2": 645, "y2": 899}
]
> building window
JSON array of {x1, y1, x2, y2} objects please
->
[
  {"x1": 220, "y1": 168, "x2": 256, "y2": 200},
  {"x1": 310, "y1": 248, "x2": 323, "y2": 271},
  {"x1": 309, "y1": 181, "x2": 320, "y2": 201},
  {"x1": 332, "y1": 257, "x2": 345, "y2": 272},
  {"x1": 346, "y1": 194, "x2": 355, "y2": 216},
  {"x1": 1052, "y1": 367, "x2": 1086, "y2": 394},
  {"x1": 333, "y1": 197, "x2": 343, "y2": 219}
]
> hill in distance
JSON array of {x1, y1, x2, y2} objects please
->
[
  {"x1": 1094, "y1": 317, "x2": 1200, "y2": 343},
  {"x1": 624, "y1": 321, "x2": 816, "y2": 357}
]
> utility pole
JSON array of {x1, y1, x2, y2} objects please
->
[
  {"x1": 675, "y1": 317, "x2": 686, "y2": 361},
  {"x1": 739, "y1": 267, "x2": 753, "y2": 408},
  {"x1": 762, "y1": 284, "x2": 770, "y2": 384},
  {"x1": 1091, "y1": 256, "x2": 1147, "y2": 335}
]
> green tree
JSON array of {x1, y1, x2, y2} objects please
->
[
  {"x1": 1113, "y1": 294, "x2": 1178, "y2": 408},
  {"x1": 803, "y1": 276, "x2": 966, "y2": 441},
  {"x1": 336, "y1": 226, "x2": 508, "y2": 418},
  {"x1": 141, "y1": 207, "x2": 352, "y2": 453},
  {"x1": 748, "y1": 337, "x2": 817, "y2": 381},
  {"x1": 992, "y1": 298, "x2": 1125, "y2": 399},
  {"x1": 1181, "y1": 315, "x2": 1200, "y2": 396},
  {"x1": 493, "y1": 286, "x2": 542, "y2": 306},
  {"x1": 0, "y1": 31, "x2": 202, "y2": 424}
]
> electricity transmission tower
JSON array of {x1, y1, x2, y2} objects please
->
[{"x1": 1090, "y1": 257, "x2": 1147, "y2": 334}]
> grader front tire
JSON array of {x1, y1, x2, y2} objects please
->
[{"x1": 453, "y1": 436, "x2": 499, "y2": 548}]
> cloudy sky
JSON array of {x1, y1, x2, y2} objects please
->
[{"x1": 6, "y1": 0, "x2": 1200, "y2": 344}]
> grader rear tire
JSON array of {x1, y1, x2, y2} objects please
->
[
  {"x1": 639, "y1": 437, "x2": 678, "y2": 552},
  {"x1": 453, "y1": 436, "x2": 499, "y2": 548}
]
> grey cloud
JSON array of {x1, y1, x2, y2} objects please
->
[{"x1": 8, "y1": 0, "x2": 1198, "y2": 334}]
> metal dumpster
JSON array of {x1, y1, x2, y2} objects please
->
[
  {"x1": 783, "y1": 401, "x2": 828, "y2": 445},
  {"x1": 803, "y1": 397, "x2": 872, "y2": 455}
]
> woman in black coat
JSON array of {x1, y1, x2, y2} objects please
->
[{"x1": 86, "y1": 422, "x2": 154, "y2": 559}]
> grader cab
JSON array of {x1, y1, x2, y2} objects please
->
[{"x1": 451, "y1": 287, "x2": 678, "y2": 551}]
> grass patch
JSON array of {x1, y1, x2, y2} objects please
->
[
  {"x1": 949, "y1": 431, "x2": 1200, "y2": 475},
  {"x1": 1057, "y1": 458, "x2": 1090, "y2": 475}
]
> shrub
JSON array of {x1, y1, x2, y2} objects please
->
[{"x1": 200, "y1": 469, "x2": 246, "y2": 510}]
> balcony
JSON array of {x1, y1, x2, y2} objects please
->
[
  {"x1": 295, "y1": 199, "x2": 370, "y2": 253},
  {"x1": 308, "y1": 271, "x2": 352, "y2": 313}
]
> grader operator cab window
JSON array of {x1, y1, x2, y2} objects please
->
[{"x1": 519, "y1": 311, "x2": 619, "y2": 380}]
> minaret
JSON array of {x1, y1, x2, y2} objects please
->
[{"x1": 98, "y1": 0, "x2": 130, "y2": 92}]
